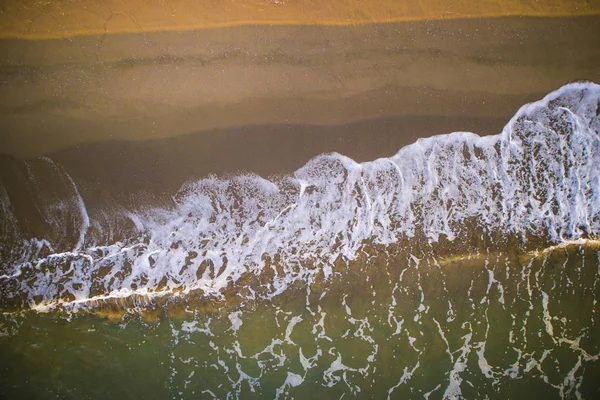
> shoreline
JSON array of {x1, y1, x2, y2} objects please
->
[
  {"x1": 3, "y1": 12, "x2": 600, "y2": 40},
  {"x1": 47, "y1": 114, "x2": 509, "y2": 198},
  {"x1": 1, "y1": 4, "x2": 599, "y2": 395},
  {"x1": 15, "y1": 238, "x2": 600, "y2": 318}
]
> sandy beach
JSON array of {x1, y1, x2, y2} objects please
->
[
  {"x1": 0, "y1": 2, "x2": 598, "y2": 197},
  {"x1": 1, "y1": 0, "x2": 598, "y2": 39},
  {"x1": 2, "y1": 16, "x2": 599, "y2": 159},
  {"x1": 2, "y1": 4, "x2": 600, "y2": 397}
]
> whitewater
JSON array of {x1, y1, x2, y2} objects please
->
[{"x1": 0, "y1": 81, "x2": 599, "y2": 312}]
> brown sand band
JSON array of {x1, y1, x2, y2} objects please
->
[{"x1": 1, "y1": 0, "x2": 599, "y2": 40}]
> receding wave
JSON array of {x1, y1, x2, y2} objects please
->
[{"x1": 0, "y1": 82, "x2": 599, "y2": 312}]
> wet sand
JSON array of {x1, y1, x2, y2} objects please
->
[
  {"x1": 49, "y1": 115, "x2": 507, "y2": 197},
  {"x1": 0, "y1": 15, "x2": 599, "y2": 199},
  {"x1": 2, "y1": 16, "x2": 599, "y2": 155}
]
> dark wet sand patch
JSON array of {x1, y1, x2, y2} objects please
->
[{"x1": 47, "y1": 114, "x2": 507, "y2": 200}]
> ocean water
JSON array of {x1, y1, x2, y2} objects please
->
[{"x1": 1, "y1": 82, "x2": 599, "y2": 398}]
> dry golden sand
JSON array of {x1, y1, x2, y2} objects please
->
[{"x1": 0, "y1": 0, "x2": 599, "y2": 39}]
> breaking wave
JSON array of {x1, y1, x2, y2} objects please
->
[{"x1": 0, "y1": 82, "x2": 599, "y2": 311}]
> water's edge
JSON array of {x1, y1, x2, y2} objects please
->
[{"x1": 0, "y1": 81, "x2": 599, "y2": 314}]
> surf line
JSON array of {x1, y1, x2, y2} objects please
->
[{"x1": 25, "y1": 239, "x2": 600, "y2": 314}]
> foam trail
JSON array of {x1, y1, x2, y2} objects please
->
[
  {"x1": 40, "y1": 157, "x2": 90, "y2": 251},
  {"x1": 0, "y1": 82, "x2": 599, "y2": 310}
]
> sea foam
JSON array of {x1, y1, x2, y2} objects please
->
[{"x1": 1, "y1": 82, "x2": 599, "y2": 310}]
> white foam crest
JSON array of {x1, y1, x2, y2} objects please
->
[{"x1": 4, "y1": 82, "x2": 600, "y2": 309}]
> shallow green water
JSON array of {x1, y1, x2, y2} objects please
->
[{"x1": 2, "y1": 245, "x2": 599, "y2": 399}]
